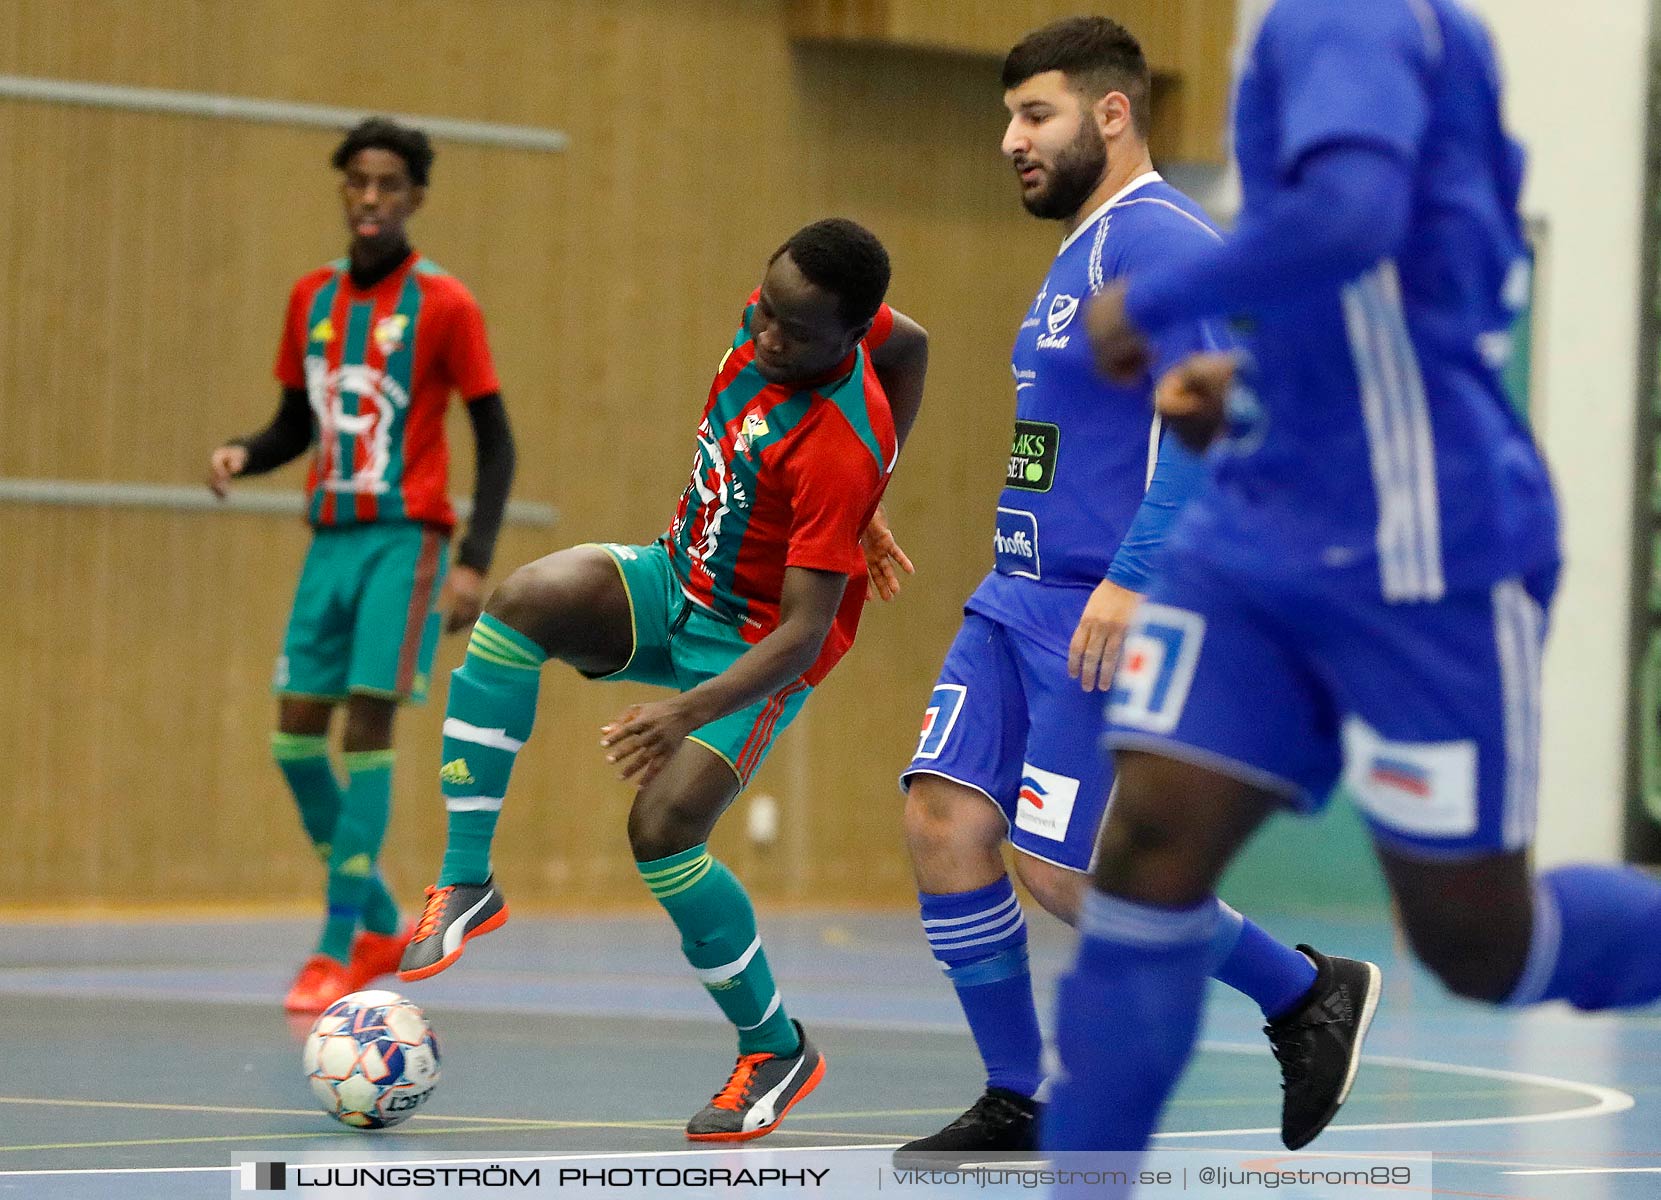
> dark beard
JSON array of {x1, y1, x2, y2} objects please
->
[{"x1": 1021, "y1": 122, "x2": 1108, "y2": 221}]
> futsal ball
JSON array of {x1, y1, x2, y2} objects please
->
[{"x1": 303, "y1": 990, "x2": 441, "y2": 1129}]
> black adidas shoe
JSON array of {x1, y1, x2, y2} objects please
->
[
  {"x1": 893, "y1": 1087, "x2": 1041, "y2": 1165},
  {"x1": 684, "y1": 1020, "x2": 826, "y2": 1142},
  {"x1": 396, "y1": 878, "x2": 509, "y2": 981},
  {"x1": 1266, "y1": 944, "x2": 1381, "y2": 1149}
]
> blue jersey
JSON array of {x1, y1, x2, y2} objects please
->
[
  {"x1": 968, "y1": 174, "x2": 1223, "y2": 650},
  {"x1": 1173, "y1": 0, "x2": 1558, "y2": 599}
]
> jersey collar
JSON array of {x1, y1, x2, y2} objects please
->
[{"x1": 1058, "y1": 170, "x2": 1164, "y2": 255}]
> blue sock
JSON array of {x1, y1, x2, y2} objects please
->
[
  {"x1": 920, "y1": 877, "x2": 1043, "y2": 1098},
  {"x1": 1506, "y1": 864, "x2": 1661, "y2": 1010},
  {"x1": 1044, "y1": 889, "x2": 1214, "y2": 1178},
  {"x1": 1208, "y1": 900, "x2": 1319, "y2": 1020}
]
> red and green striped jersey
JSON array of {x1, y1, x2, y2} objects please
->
[
  {"x1": 666, "y1": 294, "x2": 897, "y2": 686},
  {"x1": 274, "y1": 252, "x2": 500, "y2": 531}
]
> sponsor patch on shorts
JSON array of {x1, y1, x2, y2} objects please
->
[{"x1": 1015, "y1": 763, "x2": 1079, "y2": 842}]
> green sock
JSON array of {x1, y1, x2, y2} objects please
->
[
  {"x1": 437, "y1": 615, "x2": 546, "y2": 887},
  {"x1": 639, "y1": 845, "x2": 799, "y2": 1057},
  {"x1": 272, "y1": 733, "x2": 400, "y2": 939},
  {"x1": 318, "y1": 749, "x2": 396, "y2": 962}
]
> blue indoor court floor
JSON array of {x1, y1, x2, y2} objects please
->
[{"x1": 0, "y1": 908, "x2": 1657, "y2": 1198}]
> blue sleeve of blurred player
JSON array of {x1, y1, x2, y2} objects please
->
[
  {"x1": 1123, "y1": 0, "x2": 1435, "y2": 333},
  {"x1": 1104, "y1": 319, "x2": 1221, "y2": 592},
  {"x1": 1269, "y1": 0, "x2": 1433, "y2": 173},
  {"x1": 1125, "y1": 146, "x2": 1414, "y2": 333}
]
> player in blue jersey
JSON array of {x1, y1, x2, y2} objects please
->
[
  {"x1": 893, "y1": 17, "x2": 1378, "y2": 1160},
  {"x1": 1045, "y1": 0, "x2": 1661, "y2": 1183}
]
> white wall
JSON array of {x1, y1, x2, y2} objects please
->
[{"x1": 1465, "y1": 0, "x2": 1651, "y2": 863}]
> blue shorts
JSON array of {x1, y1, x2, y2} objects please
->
[
  {"x1": 1105, "y1": 552, "x2": 1556, "y2": 859},
  {"x1": 901, "y1": 612, "x2": 1111, "y2": 872}
]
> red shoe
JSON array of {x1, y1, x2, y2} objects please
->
[
  {"x1": 346, "y1": 925, "x2": 414, "y2": 992},
  {"x1": 284, "y1": 954, "x2": 352, "y2": 1014}
]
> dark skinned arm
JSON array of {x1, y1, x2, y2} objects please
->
[
  {"x1": 861, "y1": 308, "x2": 928, "y2": 600},
  {"x1": 869, "y1": 307, "x2": 928, "y2": 454},
  {"x1": 600, "y1": 566, "x2": 848, "y2": 787}
]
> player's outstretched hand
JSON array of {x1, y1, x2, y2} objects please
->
[
  {"x1": 1069, "y1": 578, "x2": 1142, "y2": 693},
  {"x1": 861, "y1": 504, "x2": 915, "y2": 602},
  {"x1": 442, "y1": 564, "x2": 487, "y2": 634},
  {"x1": 1086, "y1": 282, "x2": 1153, "y2": 385},
  {"x1": 207, "y1": 444, "x2": 249, "y2": 499},
  {"x1": 601, "y1": 699, "x2": 699, "y2": 788},
  {"x1": 1155, "y1": 352, "x2": 1238, "y2": 451}
]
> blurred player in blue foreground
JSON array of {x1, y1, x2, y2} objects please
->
[
  {"x1": 895, "y1": 17, "x2": 1377, "y2": 1160},
  {"x1": 1046, "y1": 0, "x2": 1661, "y2": 1187}
]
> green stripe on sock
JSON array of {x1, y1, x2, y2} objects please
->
[
  {"x1": 637, "y1": 844, "x2": 708, "y2": 881},
  {"x1": 644, "y1": 857, "x2": 710, "y2": 890},
  {"x1": 467, "y1": 643, "x2": 538, "y2": 669},
  {"x1": 650, "y1": 858, "x2": 714, "y2": 899},
  {"x1": 271, "y1": 732, "x2": 329, "y2": 761},
  {"x1": 470, "y1": 615, "x2": 547, "y2": 668},
  {"x1": 344, "y1": 749, "x2": 397, "y2": 771}
]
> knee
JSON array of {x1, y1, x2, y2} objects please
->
[
  {"x1": 484, "y1": 562, "x2": 559, "y2": 637},
  {"x1": 341, "y1": 698, "x2": 395, "y2": 753},
  {"x1": 902, "y1": 781, "x2": 1005, "y2": 876},
  {"x1": 1091, "y1": 803, "x2": 1208, "y2": 907},
  {"x1": 1401, "y1": 918, "x2": 1527, "y2": 1003},
  {"x1": 628, "y1": 795, "x2": 709, "y2": 863}
]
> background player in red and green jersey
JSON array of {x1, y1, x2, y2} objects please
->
[
  {"x1": 395, "y1": 218, "x2": 927, "y2": 1143},
  {"x1": 207, "y1": 117, "x2": 517, "y2": 1014}
]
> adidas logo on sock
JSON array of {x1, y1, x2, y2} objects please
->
[
  {"x1": 339, "y1": 853, "x2": 374, "y2": 879},
  {"x1": 440, "y1": 758, "x2": 476, "y2": 786}
]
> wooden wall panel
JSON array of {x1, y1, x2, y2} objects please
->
[
  {"x1": 0, "y1": 0, "x2": 1141, "y2": 910},
  {"x1": 788, "y1": 0, "x2": 1238, "y2": 162}
]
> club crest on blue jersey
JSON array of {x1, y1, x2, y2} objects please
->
[
  {"x1": 1108, "y1": 604, "x2": 1207, "y2": 734},
  {"x1": 914, "y1": 684, "x2": 966, "y2": 761},
  {"x1": 1037, "y1": 293, "x2": 1079, "y2": 351}
]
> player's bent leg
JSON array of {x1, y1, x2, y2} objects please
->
[
  {"x1": 401, "y1": 548, "x2": 637, "y2": 982},
  {"x1": 896, "y1": 780, "x2": 1045, "y2": 1160},
  {"x1": 627, "y1": 742, "x2": 824, "y2": 1141},
  {"x1": 1378, "y1": 846, "x2": 1661, "y2": 1010},
  {"x1": 1376, "y1": 847, "x2": 1532, "y2": 1002},
  {"x1": 485, "y1": 545, "x2": 634, "y2": 675}
]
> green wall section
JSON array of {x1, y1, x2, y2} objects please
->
[{"x1": 1220, "y1": 791, "x2": 1391, "y2": 915}]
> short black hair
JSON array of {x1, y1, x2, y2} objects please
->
[
  {"x1": 331, "y1": 116, "x2": 434, "y2": 187},
  {"x1": 771, "y1": 218, "x2": 892, "y2": 329},
  {"x1": 1002, "y1": 16, "x2": 1152, "y2": 137}
]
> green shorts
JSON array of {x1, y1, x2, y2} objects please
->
[
  {"x1": 592, "y1": 540, "x2": 812, "y2": 785},
  {"x1": 275, "y1": 523, "x2": 449, "y2": 704}
]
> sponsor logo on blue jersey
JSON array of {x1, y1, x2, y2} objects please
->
[
  {"x1": 1006, "y1": 420, "x2": 1058, "y2": 493},
  {"x1": 994, "y1": 508, "x2": 1042, "y2": 580}
]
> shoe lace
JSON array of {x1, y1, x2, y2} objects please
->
[
  {"x1": 413, "y1": 886, "x2": 454, "y2": 942},
  {"x1": 1264, "y1": 1013, "x2": 1334, "y2": 1087},
  {"x1": 710, "y1": 1053, "x2": 772, "y2": 1111},
  {"x1": 952, "y1": 1090, "x2": 1031, "y2": 1131}
]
